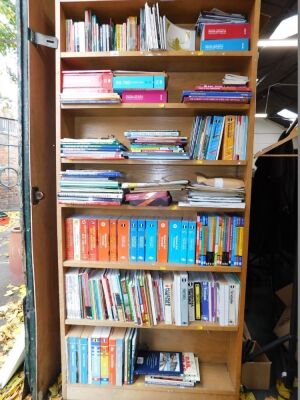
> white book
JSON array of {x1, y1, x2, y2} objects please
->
[
  {"x1": 173, "y1": 272, "x2": 181, "y2": 325},
  {"x1": 147, "y1": 272, "x2": 157, "y2": 324},
  {"x1": 163, "y1": 273, "x2": 173, "y2": 324},
  {"x1": 180, "y1": 272, "x2": 189, "y2": 326},
  {"x1": 78, "y1": 21, "x2": 85, "y2": 52}
]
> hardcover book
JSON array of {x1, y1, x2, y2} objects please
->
[{"x1": 134, "y1": 351, "x2": 183, "y2": 376}]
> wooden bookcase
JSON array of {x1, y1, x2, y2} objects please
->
[{"x1": 55, "y1": 1, "x2": 260, "y2": 399}]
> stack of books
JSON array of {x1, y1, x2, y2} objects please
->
[
  {"x1": 65, "y1": 4, "x2": 195, "y2": 53},
  {"x1": 113, "y1": 71, "x2": 167, "y2": 103},
  {"x1": 196, "y1": 9, "x2": 249, "y2": 51},
  {"x1": 66, "y1": 326, "x2": 138, "y2": 385},
  {"x1": 144, "y1": 351, "x2": 200, "y2": 387},
  {"x1": 179, "y1": 175, "x2": 245, "y2": 209},
  {"x1": 58, "y1": 170, "x2": 123, "y2": 206},
  {"x1": 136, "y1": 351, "x2": 200, "y2": 387},
  {"x1": 189, "y1": 115, "x2": 248, "y2": 160},
  {"x1": 60, "y1": 138, "x2": 127, "y2": 160},
  {"x1": 122, "y1": 180, "x2": 188, "y2": 206},
  {"x1": 124, "y1": 130, "x2": 189, "y2": 159},
  {"x1": 65, "y1": 269, "x2": 241, "y2": 326}
]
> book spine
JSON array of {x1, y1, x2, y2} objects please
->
[
  {"x1": 157, "y1": 220, "x2": 168, "y2": 263},
  {"x1": 122, "y1": 90, "x2": 167, "y2": 103},
  {"x1": 109, "y1": 219, "x2": 117, "y2": 261},
  {"x1": 179, "y1": 220, "x2": 189, "y2": 263},
  {"x1": 80, "y1": 219, "x2": 89, "y2": 261},
  {"x1": 188, "y1": 280, "x2": 195, "y2": 322},
  {"x1": 137, "y1": 219, "x2": 146, "y2": 261},
  {"x1": 79, "y1": 337, "x2": 88, "y2": 384},
  {"x1": 200, "y1": 38, "x2": 249, "y2": 51},
  {"x1": 130, "y1": 219, "x2": 138, "y2": 262},
  {"x1": 65, "y1": 218, "x2": 74, "y2": 260},
  {"x1": 187, "y1": 221, "x2": 196, "y2": 264},
  {"x1": 117, "y1": 219, "x2": 129, "y2": 261},
  {"x1": 98, "y1": 219, "x2": 110, "y2": 261},
  {"x1": 115, "y1": 338, "x2": 124, "y2": 386},
  {"x1": 100, "y1": 336, "x2": 110, "y2": 384},
  {"x1": 67, "y1": 336, "x2": 79, "y2": 383},
  {"x1": 73, "y1": 218, "x2": 81, "y2": 260},
  {"x1": 168, "y1": 220, "x2": 181, "y2": 263},
  {"x1": 91, "y1": 338, "x2": 101, "y2": 384},
  {"x1": 180, "y1": 273, "x2": 188, "y2": 326},
  {"x1": 163, "y1": 280, "x2": 172, "y2": 324},
  {"x1": 145, "y1": 219, "x2": 157, "y2": 262},
  {"x1": 201, "y1": 280, "x2": 209, "y2": 321},
  {"x1": 194, "y1": 282, "x2": 201, "y2": 320},
  {"x1": 202, "y1": 23, "x2": 251, "y2": 40},
  {"x1": 88, "y1": 218, "x2": 98, "y2": 261}
]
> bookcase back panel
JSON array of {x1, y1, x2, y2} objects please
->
[{"x1": 139, "y1": 330, "x2": 230, "y2": 363}]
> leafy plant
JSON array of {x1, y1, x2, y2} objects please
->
[{"x1": 0, "y1": 0, "x2": 16, "y2": 55}]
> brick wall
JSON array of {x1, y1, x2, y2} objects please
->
[{"x1": 0, "y1": 118, "x2": 21, "y2": 211}]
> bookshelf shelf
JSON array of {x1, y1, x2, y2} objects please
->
[
  {"x1": 59, "y1": 203, "x2": 245, "y2": 212},
  {"x1": 61, "y1": 158, "x2": 247, "y2": 166},
  {"x1": 65, "y1": 319, "x2": 239, "y2": 332},
  {"x1": 63, "y1": 259, "x2": 243, "y2": 273},
  {"x1": 61, "y1": 102, "x2": 250, "y2": 117},
  {"x1": 66, "y1": 363, "x2": 235, "y2": 398}
]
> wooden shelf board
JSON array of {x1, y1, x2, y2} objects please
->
[
  {"x1": 61, "y1": 158, "x2": 247, "y2": 166},
  {"x1": 66, "y1": 363, "x2": 235, "y2": 397},
  {"x1": 65, "y1": 319, "x2": 238, "y2": 331},
  {"x1": 61, "y1": 50, "x2": 253, "y2": 58},
  {"x1": 61, "y1": 102, "x2": 250, "y2": 116},
  {"x1": 63, "y1": 260, "x2": 242, "y2": 273}
]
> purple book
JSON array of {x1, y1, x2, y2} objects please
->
[{"x1": 122, "y1": 90, "x2": 167, "y2": 103}]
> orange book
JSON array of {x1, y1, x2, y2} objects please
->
[
  {"x1": 109, "y1": 218, "x2": 117, "y2": 261},
  {"x1": 157, "y1": 220, "x2": 168, "y2": 263},
  {"x1": 88, "y1": 218, "x2": 98, "y2": 261},
  {"x1": 80, "y1": 218, "x2": 89, "y2": 260},
  {"x1": 222, "y1": 115, "x2": 235, "y2": 160},
  {"x1": 117, "y1": 219, "x2": 129, "y2": 262},
  {"x1": 98, "y1": 219, "x2": 110, "y2": 261},
  {"x1": 65, "y1": 218, "x2": 74, "y2": 260}
]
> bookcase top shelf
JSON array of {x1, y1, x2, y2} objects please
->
[
  {"x1": 63, "y1": 260, "x2": 242, "y2": 273},
  {"x1": 61, "y1": 102, "x2": 250, "y2": 117},
  {"x1": 65, "y1": 318, "x2": 238, "y2": 332},
  {"x1": 61, "y1": 159, "x2": 247, "y2": 166}
]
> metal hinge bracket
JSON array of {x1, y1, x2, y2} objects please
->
[{"x1": 28, "y1": 29, "x2": 58, "y2": 49}]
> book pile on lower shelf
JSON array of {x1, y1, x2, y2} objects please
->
[
  {"x1": 182, "y1": 83, "x2": 252, "y2": 104},
  {"x1": 137, "y1": 351, "x2": 200, "y2": 387},
  {"x1": 60, "y1": 138, "x2": 127, "y2": 160},
  {"x1": 180, "y1": 175, "x2": 245, "y2": 209},
  {"x1": 61, "y1": 70, "x2": 121, "y2": 104},
  {"x1": 65, "y1": 269, "x2": 240, "y2": 326},
  {"x1": 196, "y1": 9, "x2": 249, "y2": 51},
  {"x1": 65, "y1": 215, "x2": 244, "y2": 266},
  {"x1": 113, "y1": 71, "x2": 167, "y2": 103},
  {"x1": 189, "y1": 115, "x2": 248, "y2": 160},
  {"x1": 124, "y1": 129, "x2": 189, "y2": 160},
  {"x1": 58, "y1": 170, "x2": 124, "y2": 206},
  {"x1": 66, "y1": 326, "x2": 138, "y2": 385}
]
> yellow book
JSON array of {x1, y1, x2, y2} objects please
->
[
  {"x1": 238, "y1": 225, "x2": 244, "y2": 266},
  {"x1": 222, "y1": 116, "x2": 235, "y2": 160},
  {"x1": 194, "y1": 283, "x2": 201, "y2": 320},
  {"x1": 100, "y1": 327, "x2": 111, "y2": 383}
]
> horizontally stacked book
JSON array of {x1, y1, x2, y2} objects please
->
[
  {"x1": 60, "y1": 138, "x2": 126, "y2": 160},
  {"x1": 189, "y1": 115, "x2": 248, "y2": 160},
  {"x1": 65, "y1": 215, "x2": 244, "y2": 266},
  {"x1": 180, "y1": 175, "x2": 245, "y2": 209},
  {"x1": 196, "y1": 9, "x2": 250, "y2": 51},
  {"x1": 58, "y1": 170, "x2": 124, "y2": 206},
  {"x1": 65, "y1": 3, "x2": 196, "y2": 52},
  {"x1": 65, "y1": 269, "x2": 240, "y2": 326},
  {"x1": 124, "y1": 129, "x2": 189, "y2": 159}
]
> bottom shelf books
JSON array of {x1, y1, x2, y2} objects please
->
[
  {"x1": 66, "y1": 326, "x2": 200, "y2": 388},
  {"x1": 65, "y1": 269, "x2": 240, "y2": 326}
]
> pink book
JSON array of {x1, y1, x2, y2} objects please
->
[
  {"x1": 62, "y1": 70, "x2": 113, "y2": 90},
  {"x1": 122, "y1": 90, "x2": 167, "y2": 103}
]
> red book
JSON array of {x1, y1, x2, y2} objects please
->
[
  {"x1": 88, "y1": 218, "x2": 98, "y2": 261},
  {"x1": 117, "y1": 219, "x2": 129, "y2": 262},
  {"x1": 65, "y1": 218, "x2": 74, "y2": 260},
  {"x1": 194, "y1": 84, "x2": 251, "y2": 92},
  {"x1": 109, "y1": 219, "x2": 117, "y2": 261},
  {"x1": 62, "y1": 70, "x2": 113, "y2": 90},
  {"x1": 122, "y1": 90, "x2": 167, "y2": 103},
  {"x1": 80, "y1": 219, "x2": 89, "y2": 261},
  {"x1": 109, "y1": 334, "x2": 117, "y2": 385},
  {"x1": 98, "y1": 219, "x2": 110, "y2": 261},
  {"x1": 202, "y1": 23, "x2": 250, "y2": 40}
]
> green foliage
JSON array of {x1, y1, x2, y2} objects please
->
[{"x1": 0, "y1": 0, "x2": 16, "y2": 55}]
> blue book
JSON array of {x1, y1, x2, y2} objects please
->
[
  {"x1": 134, "y1": 351, "x2": 183, "y2": 376},
  {"x1": 201, "y1": 117, "x2": 214, "y2": 159},
  {"x1": 168, "y1": 220, "x2": 181, "y2": 263},
  {"x1": 200, "y1": 38, "x2": 249, "y2": 51},
  {"x1": 137, "y1": 220, "x2": 146, "y2": 261},
  {"x1": 201, "y1": 276, "x2": 209, "y2": 321},
  {"x1": 206, "y1": 116, "x2": 225, "y2": 160},
  {"x1": 79, "y1": 333, "x2": 89, "y2": 384},
  {"x1": 113, "y1": 75, "x2": 166, "y2": 92},
  {"x1": 92, "y1": 278, "x2": 101, "y2": 320},
  {"x1": 116, "y1": 333, "x2": 125, "y2": 386},
  {"x1": 231, "y1": 216, "x2": 237, "y2": 266},
  {"x1": 145, "y1": 219, "x2": 158, "y2": 262},
  {"x1": 182, "y1": 90, "x2": 251, "y2": 98},
  {"x1": 130, "y1": 219, "x2": 138, "y2": 262},
  {"x1": 67, "y1": 332, "x2": 79, "y2": 384},
  {"x1": 91, "y1": 328, "x2": 101, "y2": 385},
  {"x1": 179, "y1": 220, "x2": 189, "y2": 264},
  {"x1": 187, "y1": 221, "x2": 196, "y2": 264}
]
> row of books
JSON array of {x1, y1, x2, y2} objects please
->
[
  {"x1": 196, "y1": 9, "x2": 250, "y2": 51},
  {"x1": 67, "y1": 326, "x2": 137, "y2": 385},
  {"x1": 65, "y1": 3, "x2": 196, "y2": 53},
  {"x1": 65, "y1": 268, "x2": 240, "y2": 326},
  {"x1": 58, "y1": 169, "x2": 124, "y2": 206},
  {"x1": 60, "y1": 138, "x2": 126, "y2": 160},
  {"x1": 124, "y1": 129, "x2": 189, "y2": 160},
  {"x1": 179, "y1": 175, "x2": 245, "y2": 209},
  {"x1": 189, "y1": 115, "x2": 248, "y2": 160},
  {"x1": 65, "y1": 215, "x2": 244, "y2": 266}
]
